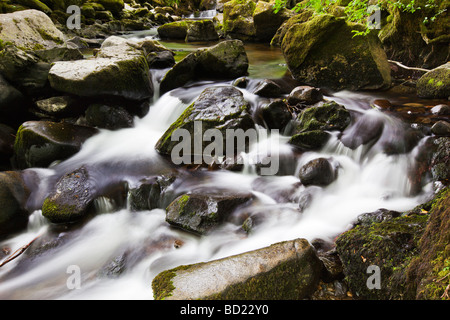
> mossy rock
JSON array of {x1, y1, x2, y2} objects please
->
[
  {"x1": 152, "y1": 238, "x2": 324, "y2": 300},
  {"x1": 252, "y1": 0, "x2": 294, "y2": 42},
  {"x1": 294, "y1": 101, "x2": 351, "y2": 134},
  {"x1": 157, "y1": 20, "x2": 193, "y2": 40},
  {"x1": 336, "y1": 212, "x2": 429, "y2": 299},
  {"x1": 416, "y1": 63, "x2": 450, "y2": 99},
  {"x1": 91, "y1": 0, "x2": 124, "y2": 15},
  {"x1": 15, "y1": 0, "x2": 52, "y2": 14},
  {"x1": 288, "y1": 130, "x2": 331, "y2": 151},
  {"x1": 281, "y1": 14, "x2": 391, "y2": 91},
  {"x1": 13, "y1": 121, "x2": 99, "y2": 169},
  {"x1": 222, "y1": 0, "x2": 257, "y2": 41}
]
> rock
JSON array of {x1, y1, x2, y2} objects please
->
[
  {"x1": 95, "y1": 0, "x2": 124, "y2": 15},
  {"x1": 222, "y1": 0, "x2": 256, "y2": 41},
  {"x1": 185, "y1": 20, "x2": 219, "y2": 42},
  {"x1": 157, "y1": 20, "x2": 192, "y2": 40},
  {"x1": 0, "y1": 124, "x2": 15, "y2": 168},
  {"x1": 416, "y1": 63, "x2": 450, "y2": 99},
  {"x1": 281, "y1": 14, "x2": 391, "y2": 91},
  {"x1": 35, "y1": 96, "x2": 79, "y2": 117},
  {"x1": 287, "y1": 86, "x2": 324, "y2": 106},
  {"x1": 431, "y1": 104, "x2": 450, "y2": 116},
  {"x1": 146, "y1": 51, "x2": 175, "y2": 69},
  {"x1": 0, "y1": 9, "x2": 65, "y2": 50},
  {"x1": 270, "y1": 10, "x2": 314, "y2": 47},
  {"x1": 431, "y1": 121, "x2": 450, "y2": 136},
  {"x1": 288, "y1": 130, "x2": 331, "y2": 151},
  {"x1": 165, "y1": 191, "x2": 254, "y2": 235},
  {"x1": 340, "y1": 111, "x2": 384, "y2": 149},
  {"x1": 335, "y1": 212, "x2": 429, "y2": 299},
  {"x1": 260, "y1": 99, "x2": 292, "y2": 130},
  {"x1": 294, "y1": 101, "x2": 351, "y2": 134},
  {"x1": 128, "y1": 174, "x2": 176, "y2": 211},
  {"x1": 160, "y1": 40, "x2": 249, "y2": 93},
  {"x1": 48, "y1": 38, "x2": 153, "y2": 101},
  {"x1": 430, "y1": 137, "x2": 450, "y2": 185},
  {"x1": 155, "y1": 86, "x2": 255, "y2": 162},
  {"x1": 252, "y1": 1, "x2": 294, "y2": 42},
  {"x1": 0, "y1": 74, "x2": 27, "y2": 123},
  {"x1": 85, "y1": 104, "x2": 134, "y2": 130},
  {"x1": 13, "y1": 121, "x2": 99, "y2": 169},
  {"x1": 0, "y1": 171, "x2": 31, "y2": 239},
  {"x1": 152, "y1": 238, "x2": 324, "y2": 299},
  {"x1": 252, "y1": 79, "x2": 282, "y2": 98},
  {"x1": 298, "y1": 157, "x2": 337, "y2": 187},
  {"x1": 353, "y1": 208, "x2": 402, "y2": 227},
  {"x1": 41, "y1": 166, "x2": 96, "y2": 223}
]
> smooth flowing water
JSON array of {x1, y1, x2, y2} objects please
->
[{"x1": 0, "y1": 34, "x2": 433, "y2": 300}]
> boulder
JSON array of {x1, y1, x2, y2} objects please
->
[
  {"x1": 186, "y1": 20, "x2": 219, "y2": 42},
  {"x1": 85, "y1": 104, "x2": 134, "y2": 130},
  {"x1": 155, "y1": 86, "x2": 255, "y2": 162},
  {"x1": 222, "y1": 0, "x2": 256, "y2": 41},
  {"x1": 35, "y1": 96, "x2": 79, "y2": 117},
  {"x1": 287, "y1": 86, "x2": 324, "y2": 106},
  {"x1": 0, "y1": 171, "x2": 31, "y2": 239},
  {"x1": 260, "y1": 99, "x2": 292, "y2": 131},
  {"x1": 298, "y1": 157, "x2": 337, "y2": 187},
  {"x1": 48, "y1": 37, "x2": 153, "y2": 101},
  {"x1": 41, "y1": 166, "x2": 96, "y2": 223},
  {"x1": 0, "y1": 9, "x2": 65, "y2": 50},
  {"x1": 160, "y1": 40, "x2": 248, "y2": 93},
  {"x1": 294, "y1": 101, "x2": 351, "y2": 134},
  {"x1": 95, "y1": 0, "x2": 124, "y2": 15},
  {"x1": 416, "y1": 63, "x2": 450, "y2": 99},
  {"x1": 288, "y1": 130, "x2": 331, "y2": 151},
  {"x1": 252, "y1": 1, "x2": 294, "y2": 42},
  {"x1": 252, "y1": 79, "x2": 282, "y2": 98},
  {"x1": 157, "y1": 21, "x2": 192, "y2": 40},
  {"x1": 13, "y1": 121, "x2": 99, "y2": 169},
  {"x1": 165, "y1": 191, "x2": 254, "y2": 235},
  {"x1": 152, "y1": 238, "x2": 324, "y2": 299},
  {"x1": 281, "y1": 14, "x2": 392, "y2": 91},
  {"x1": 431, "y1": 121, "x2": 450, "y2": 137}
]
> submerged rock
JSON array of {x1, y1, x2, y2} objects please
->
[
  {"x1": 165, "y1": 191, "x2": 254, "y2": 235},
  {"x1": 281, "y1": 14, "x2": 391, "y2": 91},
  {"x1": 152, "y1": 238, "x2": 324, "y2": 300}
]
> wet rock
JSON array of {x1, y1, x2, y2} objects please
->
[
  {"x1": 155, "y1": 86, "x2": 255, "y2": 162},
  {"x1": 340, "y1": 111, "x2": 385, "y2": 149},
  {"x1": 253, "y1": 79, "x2": 282, "y2": 98},
  {"x1": 0, "y1": 9, "x2": 65, "y2": 51},
  {"x1": 298, "y1": 158, "x2": 337, "y2": 187},
  {"x1": 294, "y1": 101, "x2": 351, "y2": 134},
  {"x1": 152, "y1": 238, "x2": 324, "y2": 299},
  {"x1": 431, "y1": 121, "x2": 450, "y2": 137},
  {"x1": 35, "y1": 96, "x2": 79, "y2": 117},
  {"x1": 281, "y1": 14, "x2": 391, "y2": 91},
  {"x1": 85, "y1": 104, "x2": 134, "y2": 130},
  {"x1": 13, "y1": 121, "x2": 99, "y2": 169},
  {"x1": 416, "y1": 62, "x2": 450, "y2": 99},
  {"x1": 0, "y1": 171, "x2": 31, "y2": 239},
  {"x1": 128, "y1": 174, "x2": 176, "y2": 211},
  {"x1": 160, "y1": 40, "x2": 248, "y2": 93},
  {"x1": 353, "y1": 208, "x2": 402, "y2": 227},
  {"x1": 430, "y1": 104, "x2": 450, "y2": 116},
  {"x1": 288, "y1": 130, "x2": 331, "y2": 151},
  {"x1": 287, "y1": 86, "x2": 324, "y2": 106},
  {"x1": 146, "y1": 51, "x2": 175, "y2": 69},
  {"x1": 165, "y1": 191, "x2": 254, "y2": 235},
  {"x1": 260, "y1": 99, "x2": 292, "y2": 130},
  {"x1": 430, "y1": 137, "x2": 450, "y2": 185},
  {"x1": 41, "y1": 166, "x2": 96, "y2": 223}
]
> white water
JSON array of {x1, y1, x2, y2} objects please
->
[{"x1": 0, "y1": 61, "x2": 432, "y2": 300}]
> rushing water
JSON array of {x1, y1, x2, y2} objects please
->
[{"x1": 0, "y1": 35, "x2": 435, "y2": 300}]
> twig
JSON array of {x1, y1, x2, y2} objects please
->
[
  {"x1": 441, "y1": 284, "x2": 450, "y2": 299},
  {"x1": 388, "y1": 60, "x2": 430, "y2": 73},
  {"x1": 0, "y1": 234, "x2": 41, "y2": 267}
]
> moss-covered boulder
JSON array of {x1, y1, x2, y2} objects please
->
[
  {"x1": 13, "y1": 121, "x2": 99, "y2": 169},
  {"x1": 281, "y1": 14, "x2": 392, "y2": 91},
  {"x1": 406, "y1": 187, "x2": 450, "y2": 299},
  {"x1": 0, "y1": 9, "x2": 65, "y2": 50},
  {"x1": 416, "y1": 62, "x2": 450, "y2": 99},
  {"x1": 335, "y1": 211, "x2": 429, "y2": 299},
  {"x1": 155, "y1": 85, "x2": 255, "y2": 161},
  {"x1": 0, "y1": 171, "x2": 31, "y2": 239},
  {"x1": 294, "y1": 101, "x2": 351, "y2": 134},
  {"x1": 152, "y1": 238, "x2": 324, "y2": 300},
  {"x1": 222, "y1": 0, "x2": 256, "y2": 41},
  {"x1": 165, "y1": 191, "x2": 254, "y2": 235},
  {"x1": 252, "y1": 0, "x2": 294, "y2": 42},
  {"x1": 93, "y1": 0, "x2": 124, "y2": 15},
  {"x1": 159, "y1": 40, "x2": 248, "y2": 93},
  {"x1": 158, "y1": 20, "x2": 218, "y2": 42},
  {"x1": 157, "y1": 20, "x2": 192, "y2": 40},
  {"x1": 288, "y1": 130, "x2": 331, "y2": 151},
  {"x1": 41, "y1": 166, "x2": 96, "y2": 223}
]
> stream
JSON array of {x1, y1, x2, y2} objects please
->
[{"x1": 0, "y1": 30, "x2": 436, "y2": 300}]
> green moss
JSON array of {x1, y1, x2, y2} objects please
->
[
  {"x1": 152, "y1": 264, "x2": 191, "y2": 300},
  {"x1": 41, "y1": 197, "x2": 77, "y2": 223}
]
